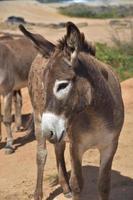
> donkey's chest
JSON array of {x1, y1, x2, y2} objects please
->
[{"x1": 69, "y1": 110, "x2": 116, "y2": 150}]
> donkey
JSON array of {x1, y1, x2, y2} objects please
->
[
  {"x1": 0, "y1": 36, "x2": 20, "y2": 144},
  {"x1": 20, "y1": 22, "x2": 124, "y2": 200},
  {"x1": 0, "y1": 35, "x2": 38, "y2": 154}
]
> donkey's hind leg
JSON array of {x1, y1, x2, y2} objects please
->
[
  {"x1": 13, "y1": 90, "x2": 23, "y2": 131},
  {"x1": 3, "y1": 92, "x2": 14, "y2": 154},
  {"x1": 54, "y1": 141, "x2": 71, "y2": 198},
  {"x1": 98, "y1": 141, "x2": 118, "y2": 200}
]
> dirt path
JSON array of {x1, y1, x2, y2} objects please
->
[{"x1": 0, "y1": 1, "x2": 133, "y2": 200}]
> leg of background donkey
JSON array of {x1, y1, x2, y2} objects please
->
[
  {"x1": 24, "y1": 113, "x2": 35, "y2": 139},
  {"x1": 3, "y1": 92, "x2": 14, "y2": 154},
  {"x1": 34, "y1": 113, "x2": 47, "y2": 200},
  {"x1": 98, "y1": 142, "x2": 118, "y2": 200},
  {"x1": 69, "y1": 142, "x2": 84, "y2": 200},
  {"x1": 54, "y1": 141, "x2": 72, "y2": 197},
  {"x1": 0, "y1": 95, "x2": 2, "y2": 142},
  {"x1": 13, "y1": 90, "x2": 23, "y2": 131}
]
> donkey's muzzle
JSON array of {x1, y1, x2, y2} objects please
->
[{"x1": 41, "y1": 112, "x2": 66, "y2": 143}]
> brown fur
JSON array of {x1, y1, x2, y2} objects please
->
[{"x1": 20, "y1": 22, "x2": 124, "y2": 200}]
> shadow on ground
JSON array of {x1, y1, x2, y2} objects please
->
[
  {"x1": 0, "y1": 113, "x2": 35, "y2": 151},
  {"x1": 47, "y1": 165, "x2": 133, "y2": 200}
]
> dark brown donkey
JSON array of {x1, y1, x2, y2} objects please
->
[{"x1": 20, "y1": 22, "x2": 124, "y2": 200}]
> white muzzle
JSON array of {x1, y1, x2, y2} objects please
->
[{"x1": 41, "y1": 112, "x2": 66, "y2": 143}]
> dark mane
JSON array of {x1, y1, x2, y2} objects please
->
[
  {"x1": 57, "y1": 34, "x2": 96, "y2": 56},
  {"x1": 57, "y1": 36, "x2": 66, "y2": 51}
]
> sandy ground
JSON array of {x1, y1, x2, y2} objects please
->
[{"x1": 0, "y1": 1, "x2": 133, "y2": 200}]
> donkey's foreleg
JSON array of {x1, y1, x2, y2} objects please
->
[
  {"x1": 69, "y1": 143, "x2": 84, "y2": 200},
  {"x1": 34, "y1": 113, "x2": 47, "y2": 200},
  {"x1": 98, "y1": 142, "x2": 118, "y2": 200},
  {"x1": 54, "y1": 141, "x2": 71, "y2": 197},
  {"x1": 3, "y1": 92, "x2": 14, "y2": 154},
  {"x1": 13, "y1": 90, "x2": 22, "y2": 131}
]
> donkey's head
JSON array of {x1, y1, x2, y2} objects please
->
[{"x1": 20, "y1": 22, "x2": 95, "y2": 143}]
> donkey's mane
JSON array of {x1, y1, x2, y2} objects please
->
[
  {"x1": 57, "y1": 34, "x2": 95, "y2": 56},
  {"x1": 57, "y1": 36, "x2": 66, "y2": 50}
]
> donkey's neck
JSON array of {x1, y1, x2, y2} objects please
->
[{"x1": 76, "y1": 53, "x2": 115, "y2": 127}]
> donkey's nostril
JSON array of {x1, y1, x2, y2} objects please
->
[{"x1": 50, "y1": 131, "x2": 54, "y2": 138}]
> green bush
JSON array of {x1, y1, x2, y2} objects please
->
[
  {"x1": 59, "y1": 4, "x2": 133, "y2": 19},
  {"x1": 96, "y1": 43, "x2": 133, "y2": 81}
]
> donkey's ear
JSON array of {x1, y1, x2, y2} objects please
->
[
  {"x1": 66, "y1": 22, "x2": 81, "y2": 62},
  {"x1": 19, "y1": 24, "x2": 55, "y2": 58}
]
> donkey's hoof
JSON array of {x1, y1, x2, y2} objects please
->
[
  {"x1": 15, "y1": 126, "x2": 24, "y2": 132},
  {"x1": 64, "y1": 192, "x2": 72, "y2": 198},
  {"x1": 5, "y1": 146, "x2": 14, "y2": 154}
]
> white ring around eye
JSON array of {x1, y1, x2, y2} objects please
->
[{"x1": 53, "y1": 79, "x2": 72, "y2": 100}]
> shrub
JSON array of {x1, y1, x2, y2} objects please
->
[
  {"x1": 96, "y1": 43, "x2": 133, "y2": 81},
  {"x1": 59, "y1": 3, "x2": 133, "y2": 19}
]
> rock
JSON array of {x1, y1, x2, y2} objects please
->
[{"x1": 5, "y1": 16, "x2": 26, "y2": 24}]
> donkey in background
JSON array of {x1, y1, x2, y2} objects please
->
[
  {"x1": 0, "y1": 35, "x2": 22, "y2": 143},
  {"x1": 20, "y1": 22, "x2": 124, "y2": 200},
  {"x1": 0, "y1": 35, "x2": 38, "y2": 154}
]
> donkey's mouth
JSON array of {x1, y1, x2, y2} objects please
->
[
  {"x1": 48, "y1": 130, "x2": 66, "y2": 144},
  {"x1": 58, "y1": 130, "x2": 65, "y2": 142}
]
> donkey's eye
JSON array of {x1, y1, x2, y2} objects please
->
[
  {"x1": 53, "y1": 80, "x2": 72, "y2": 100},
  {"x1": 57, "y1": 82, "x2": 69, "y2": 92}
]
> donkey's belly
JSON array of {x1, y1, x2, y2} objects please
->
[
  {"x1": 13, "y1": 76, "x2": 27, "y2": 90},
  {"x1": 0, "y1": 69, "x2": 14, "y2": 95}
]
